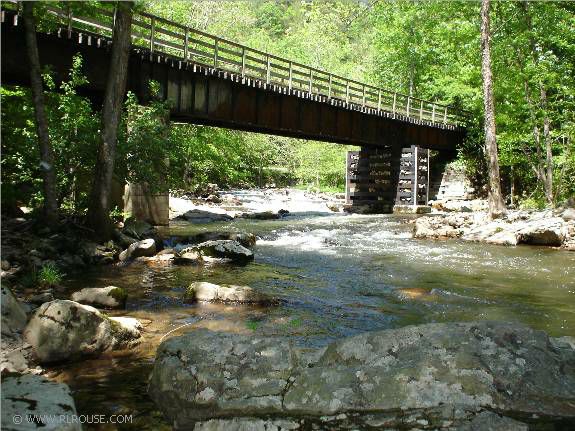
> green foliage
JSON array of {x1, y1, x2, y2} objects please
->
[
  {"x1": 3, "y1": 0, "x2": 574, "y2": 215},
  {"x1": 1, "y1": 54, "x2": 99, "y2": 213},
  {"x1": 291, "y1": 141, "x2": 353, "y2": 192},
  {"x1": 116, "y1": 87, "x2": 171, "y2": 193},
  {"x1": 38, "y1": 262, "x2": 63, "y2": 287},
  {"x1": 370, "y1": 0, "x2": 575, "y2": 206},
  {"x1": 519, "y1": 195, "x2": 547, "y2": 210}
]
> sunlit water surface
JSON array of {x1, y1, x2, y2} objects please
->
[{"x1": 50, "y1": 190, "x2": 575, "y2": 429}]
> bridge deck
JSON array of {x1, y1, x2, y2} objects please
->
[{"x1": 1, "y1": 4, "x2": 467, "y2": 150}]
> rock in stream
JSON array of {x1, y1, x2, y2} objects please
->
[
  {"x1": 148, "y1": 321, "x2": 575, "y2": 430},
  {"x1": 24, "y1": 300, "x2": 141, "y2": 363}
]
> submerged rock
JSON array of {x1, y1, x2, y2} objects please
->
[
  {"x1": 173, "y1": 232, "x2": 257, "y2": 249},
  {"x1": 174, "y1": 248, "x2": 203, "y2": 265},
  {"x1": 184, "y1": 281, "x2": 273, "y2": 304},
  {"x1": 1, "y1": 286, "x2": 28, "y2": 337},
  {"x1": 24, "y1": 300, "x2": 141, "y2": 363},
  {"x1": 1, "y1": 374, "x2": 80, "y2": 431},
  {"x1": 148, "y1": 321, "x2": 575, "y2": 429},
  {"x1": 119, "y1": 238, "x2": 157, "y2": 262},
  {"x1": 242, "y1": 210, "x2": 287, "y2": 220},
  {"x1": 71, "y1": 285, "x2": 127, "y2": 309},
  {"x1": 176, "y1": 209, "x2": 233, "y2": 224},
  {"x1": 195, "y1": 240, "x2": 254, "y2": 262}
]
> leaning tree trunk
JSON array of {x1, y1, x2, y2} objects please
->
[
  {"x1": 480, "y1": 0, "x2": 506, "y2": 218},
  {"x1": 86, "y1": 2, "x2": 133, "y2": 239},
  {"x1": 23, "y1": 1, "x2": 59, "y2": 227}
]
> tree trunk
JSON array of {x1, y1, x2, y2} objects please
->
[
  {"x1": 521, "y1": 1, "x2": 554, "y2": 205},
  {"x1": 86, "y1": 2, "x2": 133, "y2": 239},
  {"x1": 23, "y1": 1, "x2": 59, "y2": 226},
  {"x1": 480, "y1": 0, "x2": 506, "y2": 218},
  {"x1": 540, "y1": 87, "x2": 554, "y2": 204}
]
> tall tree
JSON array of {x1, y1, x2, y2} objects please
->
[
  {"x1": 480, "y1": 0, "x2": 506, "y2": 217},
  {"x1": 86, "y1": 2, "x2": 133, "y2": 238},
  {"x1": 23, "y1": 1, "x2": 59, "y2": 226},
  {"x1": 521, "y1": 1, "x2": 554, "y2": 204}
]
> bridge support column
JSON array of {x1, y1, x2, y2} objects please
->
[
  {"x1": 393, "y1": 145, "x2": 431, "y2": 213},
  {"x1": 345, "y1": 145, "x2": 442, "y2": 214},
  {"x1": 345, "y1": 146, "x2": 402, "y2": 213},
  {"x1": 123, "y1": 183, "x2": 169, "y2": 226}
]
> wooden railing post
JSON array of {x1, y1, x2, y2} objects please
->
[
  {"x1": 288, "y1": 62, "x2": 293, "y2": 90},
  {"x1": 419, "y1": 100, "x2": 423, "y2": 120},
  {"x1": 362, "y1": 85, "x2": 366, "y2": 107},
  {"x1": 432, "y1": 104, "x2": 436, "y2": 122},
  {"x1": 345, "y1": 80, "x2": 350, "y2": 104},
  {"x1": 443, "y1": 106, "x2": 448, "y2": 124},
  {"x1": 413, "y1": 146, "x2": 419, "y2": 205},
  {"x1": 308, "y1": 69, "x2": 313, "y2": 94},
  {"x1": 149, "y1": 17, "x2": 155, "y2": 54},
  {"x1": 213, "y1": 38, "x2": 219, "y2": 68},
  {"x1": 406, "y1": 97, "x2": 411, "y2": 117},
  {"x1": 377, "y1": 90, "x2": 382, "y2": 114},
  {"x1": 241, "y1": 47, "x2": 246, "y2": 78},
  {"x1": 67, "y1": 6, "x2": 72, "y2": 38},
  {"x1": 184, "y1": 28, "x2": 189, "y2": 60},
  {"x1": 266, "y1": 55, "x2": 271, "y2": 85},
  {"x1": 392, "y1": 93, "x2": 397, "y2": 116},
  {"x1": 328, "y1": 74, "x2": 332, "y2": 99}
]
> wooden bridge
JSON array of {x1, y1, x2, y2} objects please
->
[{"x1": 1, "y1": 4, "x2": 469, "y2": 212}]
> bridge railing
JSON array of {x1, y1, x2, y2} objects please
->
[{"x1": 5, "y1": 2, "x2": 469, "y2": 128}]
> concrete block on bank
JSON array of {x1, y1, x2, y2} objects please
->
[{"x1": 123, "y1": 183, "x2": 169, "y2": 226}]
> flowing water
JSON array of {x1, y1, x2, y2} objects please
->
[{"x1": 49, "y1": 189, "x2": 575, "y2": 430}]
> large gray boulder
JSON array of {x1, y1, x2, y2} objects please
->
[
  {"x1": 184, "y1": 282, "x2": 274, "y2": 304},
  {"x1": 71, "y1": 285, "x2": 127, "y2": 309},
  {"x1": 1, "y1": 286, "x2": 27, "y2": 337},
  {"x1": 516, "y1": 217, "x2": 566, "y2": 246},
  {"x1": 24, "y1": 300, "x2": 141, "y2": 363},
  {"x1": 195, "y1": 240, "x2": 254, "y2": 262},
  {"x1": 148, "y1": 321, "x2": 575, "y2": 430},
  {"x1": 1, "y1": 374, "x2": 80, "y2": 431},
  {"x1": 462, "y1": 220, "x2": 520, "y2": 246},
  {"x1": 119, "y1": 238, "x2": 157, "y2": 262}
]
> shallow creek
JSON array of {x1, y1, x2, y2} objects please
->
[{"x1": 49, "y1": 189, "x2": 575, "y2": 430}]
